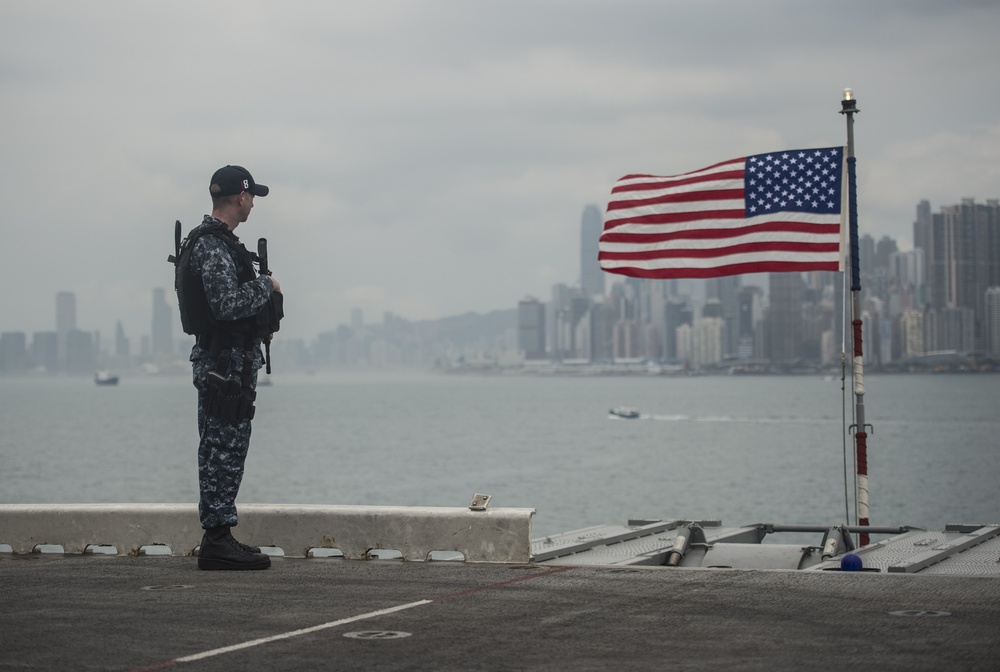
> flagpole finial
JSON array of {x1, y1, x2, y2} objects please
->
[{"x1": 840, "y1": 88, "x2": 858, "y2": 115}]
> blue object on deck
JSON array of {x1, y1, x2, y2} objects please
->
[{"x1": 841, "y1": 553, "x2": 863, "y2": 571}]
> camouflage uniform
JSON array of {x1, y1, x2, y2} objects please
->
[{"x1": 188, "y1": 215, "x2": 275, "y2": 530}]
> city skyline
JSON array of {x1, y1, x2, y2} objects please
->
[
  {"x1": 3, "y1": 3, "x2": 1000, "y2": 345},
  {"x1": 3, "y1": 193, "x2": 997, "y2": 357},
  {"x1": 3, "y1": 195, "x2": 999, "y2": 374}
]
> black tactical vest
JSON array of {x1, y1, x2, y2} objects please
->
[{"x1": 172, "y1": 222, "x2": 280, "y2": 341}]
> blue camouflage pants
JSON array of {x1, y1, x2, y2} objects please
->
[{"x1": 192, "y1": 350, "x2": 257, "y2": 530}]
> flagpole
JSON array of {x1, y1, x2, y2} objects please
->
[{"x1": 840, "y1": 88, "x2": 871, "y2": 546}]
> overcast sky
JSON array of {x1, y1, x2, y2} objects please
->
[{"x1": 2, "y1": 1, "x2": 998, "y2": 344}]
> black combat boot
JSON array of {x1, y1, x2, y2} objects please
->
[{"x1": 198, "y1": 525, "x2": 271, "y2": 570}]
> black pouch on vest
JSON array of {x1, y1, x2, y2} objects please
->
[{"x1": 205, "y1": 372, "x2": 256, "y2": 421}]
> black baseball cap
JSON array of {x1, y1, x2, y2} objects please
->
[{"x1": 209, "y1": 165, "x2": 269, "y2": 198}]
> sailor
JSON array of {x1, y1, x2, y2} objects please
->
[{"x1": 175, "y1": 165, "x2": 283, "y2": 570}]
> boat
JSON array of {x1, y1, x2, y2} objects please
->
[
  {"x1": 609, "y1": 406, "x2": 640, "y2": 419},
  {"x1": 94, "y1": 371, "x2": 119, "y2": 386}
]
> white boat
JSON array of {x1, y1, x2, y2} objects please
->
[
  {"x1": 94, "y1": 371, "x2": 119, "y2": 386},
  {"x1": 609, "y1": 407, "x2": 640, "y2": 419}
]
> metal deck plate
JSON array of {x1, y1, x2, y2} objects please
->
[{"x1": 534, "y1": 521, "x2": 1000, "y2": 575}]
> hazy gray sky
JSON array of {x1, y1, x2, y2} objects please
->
[{"x1": 2, "y1": 0, "x2": 998, "y2": 343}]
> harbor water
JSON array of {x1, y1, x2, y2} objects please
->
[{"x1": 1, "y1": 372, "x2": 998, "y2": 538}]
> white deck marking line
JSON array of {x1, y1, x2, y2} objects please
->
[
  {"x1": 129, "y1": 567, "x2": 574, "y2": 670},
  {"x1": 174, "y1": 599, "x2": 433, "y2": 663}
]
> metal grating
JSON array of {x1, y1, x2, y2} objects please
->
[
  {"x1": 535, "y1": 521, "x2": 1000, "y2": 576},
  {"x1": 920, "y1": 535, "x2": 1000, "y2": 575}
]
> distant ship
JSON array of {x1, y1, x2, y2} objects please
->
[
  {"x1": 94, "y1": 371, "x2": 119, "y2": 386},
  {"x1": 608, "y1": 406, "x2": 640, "y2": 419}
]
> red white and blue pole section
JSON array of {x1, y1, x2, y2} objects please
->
[{"x1": 840, "y1": 88, "x2": 871, "y2": 546}]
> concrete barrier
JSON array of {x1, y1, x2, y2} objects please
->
[{"x1": 0, "y1": 503, "x2": 536, "y2": 563}]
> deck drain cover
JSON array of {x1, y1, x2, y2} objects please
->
[
  {"x1": 344, "y1": 631, "x2": 412, "y2": 640},
  {"x1": 889, "y1": 610, "x2": 951, "y2": 617},
  {"x1": 141, "y1": 585, "x2": 195, "y2": 591}
]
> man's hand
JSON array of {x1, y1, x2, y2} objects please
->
[{"x1": 269, "y1": 276, "x2": 281, "y2": 293}]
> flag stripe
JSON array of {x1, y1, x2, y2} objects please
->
[
  {"x1": 601, "y1": 240, "x2": 840, "y2": 260},
  {"x1": 599, "y1": 225, "x2": 842, "y2": 248},
  {"x1": 609, "y1": 187, "x2": 745, "y2": 211},
  {"x1": 598, "y1": 146, "x2": 845, "y2": 279},
  {"x1": 600, "y1": 248, "x2": 841, "y2": 269},
  {"x1": 613, "y1": 157, "x2": 745, "y2": 187},
  {"x1": 597, "y1": 260, "x2": 841, "y2": 280},
  {"x1": 610, "y1": 169, "x2": 745, "y2": 196},
  {"x1": 605, "y1": 205, "x2": 745, "y2": 226},
  {"x1": 600, "y1": 217, "x2": 842, "y2": 242}
]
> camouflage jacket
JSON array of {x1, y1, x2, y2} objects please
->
[{"x1": 188, "y1": 215, "x2": 274, "y2": 371}]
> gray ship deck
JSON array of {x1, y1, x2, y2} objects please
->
[
  {"x1": 3, "y1": 552, "x2": 1000, "y2": 671},
  {"x1": 3, "y1": 515, "x2": 1000, "y2": 671}
]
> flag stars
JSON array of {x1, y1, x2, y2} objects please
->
[{"x1": 744, "y1": 146, "x2": 842, "y2": 215}]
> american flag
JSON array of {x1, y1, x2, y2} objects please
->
[{"x1": 598, "y1": 146, "x2": 845, "y2": 279}]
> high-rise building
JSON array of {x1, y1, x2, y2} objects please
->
[
  {"x1": 985, "y1": 287, "x2": 1000, "y2": 356},
  {"x1": 875, "y1": 236, "x2": 898, "y2": 271},
  {"x1": 737, "y1": 286, "x2": 764, "y2": 360},
  {"x1": 913, "y1": 199, "x2": 932, "y2": 258},
  {"x1": 859, "y1": 234, "x2": 876, "y2": 274},
  {"x1": 707, "y1": 276, "x2": 740, "y2": 359},
  {"x1": 580, "y1": 204, "x2": 605, "y2": 300},
  {"x1": 675, "y1": 323, "x2": 692, "y2": 366},
  {"x1": 588, "y1": 300, "x2": 616, "y2": 362},
  {"x1": 890, "y1": 249, "x2": 925, "y2": 309},
  {"x1": 645, "y1": 280, "x2": 669, "y2": 360},
  {"x1": 0, "y1": 332, "x2": 28, "y2": 373},
  {"x1": 152, "y1": 288, "x2": 173, "y2": 356},
  {"x1": 115, "y1": 321, "x2": 130, "y2": 357},
  {"x1": 548, "y1": 283, "x2": 572, "y2": 358},
  {"x1": 692, "y1": 317, "x2": 723, "y2": 368},
  {"x1": 665, "y1": 299, "x2": 693, "y2": 362},
  {"x1": 56, "y1": 291, "x2": 76, "y2": 370},
  {"x1": 612, "y1": 317, "x2": 641, "y2": 359},
  {"x1": 32, "y1": 332, "x2": 57, "y2": 373},
  {"x1": 938, "y1": 307, "x2": 975, "y2": 353},
  {"x1": 517, "y1": 297, "x2": 546, "y2": 360},
  {"x1": 918, "y1": 198, "x2": 1000, "y2": 351},
  {"x1": 768, "y1": 272, "x2": 804, "y2": 363},
  {"x1": 66, "y1": 329, "x2": 95, "y2": 374},
  {"x1": 568, "y1": 294, "x2": 592, "y2": 359},
  {"x1": 901, "y1": 309, "x2": 924, "y2": 358}
]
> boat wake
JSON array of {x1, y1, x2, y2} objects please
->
[{"x1": 644, "y1": 414, "x2": 834, "y2": 424}]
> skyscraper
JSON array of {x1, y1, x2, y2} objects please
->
[
  {"x1": 0, "y1": 332, "x2": 28, "y2": 373},
  {"x1": 517, "y1": 297, "x2": 546, "y2": 360},
  {"x1": 913, "y1": 199, "x2": 932, "y2": 257},
  {"x1": 918, "y1": 198, "x2": 1000, "y2": 351},
  {"x1": 580, "y1": 204, "x2": 605, "y2": 300},
  {"x1": 115, "y1": 321, "x2": 130, "y2": 357},
  {"x1": 55, "y1": 291, "x2": 76, "y2": 371},
  {"x1": 768, "y1": 272, "x2": 804, "y2": 363},
  {"x1": 152, "y1": 288, "x2": 173, "y2": 356},
  {"x1": 31, "y1": 332, "x2": 56, "y2": 373},
  {"x1": 901, "y1": 309, "x2": 924, "y2": 358},
  {"x1": 985, "y1": 287, "x2": 1000, "y2": 356},
  {"x1": 706, "y1": 276, "x2": 740, "y2": 360},
  {"x1": 66, "y1": 329, "x2": 95, "y2": 373},
  {"x1": 737, "y1": 286, "x2": 764, "y2": 360},
  {"x1": 665, "y1": 299, "x2": 693, "y2": 361}
]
